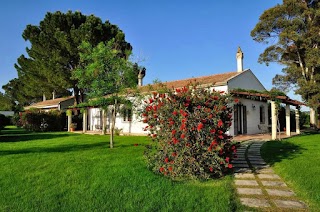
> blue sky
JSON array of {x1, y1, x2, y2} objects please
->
[{"x1": 1, "y1": 0, "x2": 292, "y2": 99}]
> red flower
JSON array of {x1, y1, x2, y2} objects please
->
[
  {"x1": 197, "y1": 123, "x2": 204, "y2": 131},
  {"x1": 210, "y1": 129, "x2": 216, "y2": 134},
  {"x1": 182, "y1": 118, "x2": 187, "y2": 123},
  {"x1": 169, "y1": 121, "x2": 175, "y2": 126},
  {"x1": 208, "y1": 114, "x2": 213, "y2": 119},
  {"x1": 152, "y1": 134, "x2": 157, "y2": 138},
  {"x1": 218, "y1": 120, "x2": 223, "y2": 127},
  {"x1": 134, "y1": 143, "x2": 139, "y2": 146},
  {"x1": 211, "y1": 141, "x2": 217, "y2": 146},
  {"x1": 149, "y1": 98, "x2": 153, "y2": 103},
  {"x1": 173, "y1": 138, "x2": 179, "y2": 144},
  {"x1": 180, "y1": 123, "x2": 186, "y2": 130},
  {"x1": 143, "y1": 119, "x2": 148, "y2": 123},
  {"x1": 172, "y1": 130, "x2": 177, "y2": 135},
  {"x1": 142, "y1": 113, "x2": 147, "y2": 117},
  {"x1": 197, "y1": 105, "x2": 201, "y2": 109},
  {"x1": 228, "y1": 164, "x2": 233, "y2": 169},
  {"x1": 213, "y1": 96, "x2": 219, "y2": 100},
  {"x1": 168, "y1": 166, "x2": 173, "y2": 172},
  {"x1": 225, "y1": 157, "x2": 230, "y2": 163},
  {"x1": 164, "y1": 157, "x2": 169, "y2": 163},
  {"x1": 218, "y1": 135, "x2": 224, "y2": 139},
  {"x1": 234, "y1": 98, "x2": 239, "y2": 103},
  {"x1": 172, "y1": 111, "x2": 178, "y2": 116},
  {"x1": 209, "y1": 167, "x2": 213, "y2": 172},
  {"x1": 172, "y1": 152, "x2": 177, "y2": 157},
  {"x1": 180, "y1": 134, "x2": 186, "y2": 139},
  {"x1": 208, "y1": 147, "x2": 212, "y2": 151},
  {"x1": 176, "y1": 88, "x2": 181, "y2": 93},
  {"x1": 159, "y1": 167, "x2": 165, "y2": 172}
]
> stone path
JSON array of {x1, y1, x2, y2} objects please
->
[{"x1": 233, "y1": 141, "x2": 308, "y2": 211}]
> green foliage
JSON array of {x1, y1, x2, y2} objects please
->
[
  {"x1": 143, "y1": 84, "x2": 239, "y2": 180},
  {"x1": 20, "y1": 110, "x2": 65, "y2": 132},
  {"x1": 73, "y1": 40, "x2": 138, "y2": 98},
  {"x1": 251, "y1": 0, "x2": 320, "y2": 109},
  {"x1": 0, "y1": 92, "x2": 15, "y2": 111},
  {"x1": 4, "y1": 11, "x2": 132, "y2": 105},
  {"x1": 0, "y1": 114, "x2": 11, "y2": 131}
]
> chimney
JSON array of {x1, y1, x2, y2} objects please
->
[
  {"x1": 52, "y1": 91, "x2": 56, "y2": 100},
  {"x1": 236, "y1": 47, "x2": 244, "y2": 72},
  {"x1": 138, "y1": 67, "x2": 146, "y2": 86},
  {"x1": 43, "y1": 93, "x2": 46, "y2": 101}
]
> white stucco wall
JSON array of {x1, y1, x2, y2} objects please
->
[
  {"x1": 230, "y1": 98, "x2": 269, "y2": 136},
  {"x1": 0, "y1": 111, "x2": 14, "y2": 116},
  {"x1": 227, "y1": 70, "x2": 266, "y2": 91}
]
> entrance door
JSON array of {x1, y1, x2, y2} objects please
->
[{"x1": 233, "y1": 104, "x2": 247, "y2": 135}]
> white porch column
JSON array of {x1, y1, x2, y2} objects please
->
[
  {"x1": 82, "y1": 109, "x2": 87, "y2": 133},
  {"x1": 296, "y1": 107, "x2": 300, "y2": 134},
  {"x1": 67, "y1": 112, "x2": 72, "y2": 132},
  {"x1": 310, "y1": 108, "x2": 315, "y2": 128},
  {"x1": 285, "y1": 104, "x2": 291, "y2": 136},
  {"x1": 101, "y1": 109, "x2": 105, "y2": 135},
  {"x1": 271, "y1": 101, "x2": 277, "y2": 140}
]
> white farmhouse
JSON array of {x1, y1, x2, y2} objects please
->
[{"x1": 83, "y1": 48, "x2": 304, "y2": 139}]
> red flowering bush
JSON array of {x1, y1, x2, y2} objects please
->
[{"x1": 143, "y1": 83, "x2": 238, "y2": 180}]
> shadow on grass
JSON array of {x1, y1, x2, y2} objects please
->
[
  {"x1": 0, "y1": 142, "x2": 108, "y2": 156},
  {"x1": 0, "y1": 132, "x2": 79, "y2": 143},
  {"x1": 261, "y1": 138, "x2": 306, "y2": 166}
]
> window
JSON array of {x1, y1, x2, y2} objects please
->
[
  {"x1": 260, "y1": 105, "x2": 265, "y2": 124},
  {"x1": 123, "y1": 109, "x2": 132, "y2": 122}
]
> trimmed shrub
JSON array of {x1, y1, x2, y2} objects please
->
[
  {"x1": 0, "y1": 114, "x2": 11, "y2": 131},
  {"x1": 21, "y1": 109, "x2": 64, "y2": 132},
  {"x1": 143, "y1": 84, "x2": 239, "y2": 180}
]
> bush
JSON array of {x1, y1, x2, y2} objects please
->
[
  {"x1": 143, "y1": 84, "x2": 238, "y2": 180},
  {"x1": 0, "y1": 114, "x2": 11, "y2": 131},
  {"x1": 21, "y1": 109, "x2": 65, "y2": 132}
]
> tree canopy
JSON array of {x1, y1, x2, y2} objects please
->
[
  {"x1": 0, "y1": 92, "x2": 14, "y2": 111},
  {"x1": 73, "y1": 40, "x2": 142, "y2": 147},
  {"x1": 251, "y1": 0, "x2": 320, "y2": 109},
  {"x1": 3, "y1": 11, "x2": 132, "y2": 105}
]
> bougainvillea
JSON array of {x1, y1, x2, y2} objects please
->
[{"x1": 143, "y1": 83, "x2": 239, "y2": 180}]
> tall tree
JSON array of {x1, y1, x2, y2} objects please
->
[
  {"x1": 251, "y1": 0, "x2": 320, "y2": 126},
  {"x1": 5, "y1": 11, "x2": 132, "y2": 105},
  {"x1": 73, "y1": 40, "x2": 142, "y2": 148},
  {"x1": 0, "y1": 92, "x2": 14, "y2": 111}
]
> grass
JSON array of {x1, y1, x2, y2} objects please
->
[
  {"x1": 261, "y1": 132, "x2": 320, "y2": 211},
  {"x1": 0, "y1": 126, "x2": 241, "y2": 212}
]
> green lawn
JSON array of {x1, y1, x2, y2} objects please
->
[
  {"x1": 0, "y1": 127, "x2": 240, "y2": 212},
  {"x1": 261, "y1": 133, "x2": 320, "y2": 211}
]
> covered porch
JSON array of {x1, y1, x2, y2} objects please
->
[{"x1": 231, "y1": 91, "x2": 306, "y2": 140}]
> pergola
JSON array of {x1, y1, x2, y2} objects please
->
[{"x1": 231, "y1": 91, "x2": 306, "y2": 140}]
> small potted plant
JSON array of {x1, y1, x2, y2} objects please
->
[{"x1": 70, "y1": 123, "x2": 77, "y2": 132}]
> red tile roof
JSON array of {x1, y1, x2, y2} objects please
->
[
  {"x1": 24, "y1": 96, "x2": 74, "y2": 110},
  {"x1": 138, "y1": 71, "x2": 241, "y2": 93}
]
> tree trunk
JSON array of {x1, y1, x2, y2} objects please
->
[
  {"x1": 110, "y1": 98, "x2": 117, "y2": 148},
  {"x1": 317, "y1": 106, "x2": 320, "y2": 129}
]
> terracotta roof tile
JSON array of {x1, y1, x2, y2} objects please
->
[
  {"x1": 24, "y1": 96, "x2": 74, "y2": 110},
  {"x1": 138, "y1": 71, "x2": 241, "y2": 92}
]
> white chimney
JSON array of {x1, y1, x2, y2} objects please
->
[
  {"x1": 138, "y1": 68, "x2": 146, "y2": 86},
  {"x1": 43, "y1": 93, "x2": 46, "y2": 101},
  {"x1": 52, "y1": 91, "x2": 56, "y2": 100},
  {"x1": 236, "y1": 47, "x2": 244, "y2": 72}
]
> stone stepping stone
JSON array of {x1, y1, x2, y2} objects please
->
[
  {"x1": 256, "y1": 168, "x2": 274, "y2": 174},
  {"x1": 248, "y1": 156, "x2": 263, "y2": 160},
  {"x1": 250, "y1": 162, "x2": 267, "y2": 166},
  {"x1": 266, "y1": 189, "x2": 295, "y2": 197},
  {"x1": 249, "y1": 159, "x2": 266, "y2": 163},
  {"x1": 237, "y1": 188, "x2": 263, "y2": 195},
  {"x1": 252, "y1": 165, "x2": 270, "y2": 169},
  {"x1": 235, "y1": 180, "x2": 259, "y2": 186},
  {"x1": 234, "y1": 157, "x2": 246, "y2": 160},
  {"x1": 273, "y1": 200, "x2": 307, "y2": 209},
  {"x1": 233, "y1": 163, "x2": 249, "y2": 168},
  {"x1": 261, "y1": 181, "x2": 287, "y2": 187},
  {"x1": 257, "y1": 174, "x2": 281, "y2": 180},
  {"x1": 234, "y1": 173, "x2": 255, "y2": 179},
  {"x1": 240, "y1": 198, "x2": 270, "y2": 208},
  {"x1": 232, "y1": 160, "x2": 247, "y2": 164},
  {"x1": 234, "y1": 167, "x2": 252, "y2": 173}
]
